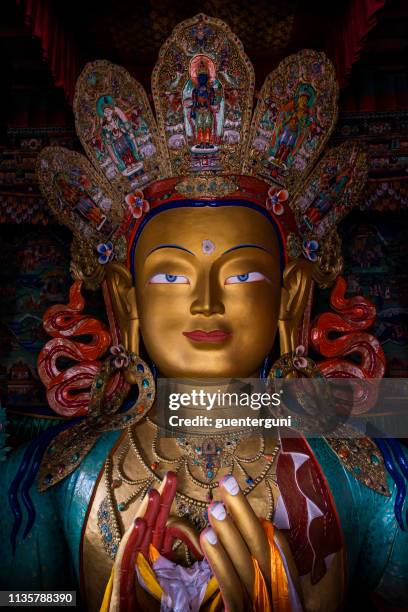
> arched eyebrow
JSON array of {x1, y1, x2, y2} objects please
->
[
  {"x1": 147, "y1": 244, "x2": 195, "y2": 257},
  {"x1": 222, "y1": 244, "x2": 273, "y2": 256},
  {"x1": 146, "y1": 243, "x2": 273, "y2": 258}
]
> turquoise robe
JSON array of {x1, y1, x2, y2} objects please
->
[{"x1": 1, "y1": 435, "x2": 407, "y2": 609}]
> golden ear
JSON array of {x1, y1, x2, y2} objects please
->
[
  {"x1": 278, "y1": 259, "x2": 313, "y2": 354},
  {"x1": 105, "y1": 262, "x2": 139, "y2": 355}
]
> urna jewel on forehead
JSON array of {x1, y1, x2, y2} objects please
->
[{"x1": 37, "y1": 13, "x2": 367, "y2": 289}]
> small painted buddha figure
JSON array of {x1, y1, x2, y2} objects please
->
[
  {"x1": 54, "y1": 171, "x2": 107, "y2": 230},
  {"x1": 1, "y1": 14, "x2": 408, "y2": 612},
  {"x1": 97, "y1": 96, "x2": 142, "y2": 177},
  {"x1": 187, "y1": 56, "x2": 223, "y2": 148},
  {"x1": 193, "y1": 72, "x2": 214, "y2": 145}
]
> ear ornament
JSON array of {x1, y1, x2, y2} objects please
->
[{"x1": 38, "y1": 348, "x2": 155, "y2": 491}]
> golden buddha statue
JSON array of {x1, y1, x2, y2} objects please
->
[{"x1": 1, "y1": 13, "x2": 407, "y2": 612}]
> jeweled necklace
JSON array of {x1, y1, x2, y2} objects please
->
[{"x1": 98, "y1": 423, "x2": 280, "y2": 559}]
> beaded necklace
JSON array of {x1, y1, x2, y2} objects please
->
[{"x1": 98, "y1": 422, "x2": 280, "y2": 559}]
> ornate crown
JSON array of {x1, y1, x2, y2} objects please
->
[{"x1": 37, "y1": 13, "x2": 367, "y2": 289}]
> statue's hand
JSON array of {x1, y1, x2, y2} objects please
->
[
  {"x1": 109, "y1": 472, "x2": 202, "y2": 612},
  {"x1": 200, "y1": 475, "x2": 271, "y2": 612}
]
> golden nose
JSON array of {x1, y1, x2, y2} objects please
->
[{"x1": 190, "y1": 273, "x2": 225, "y2": 317}]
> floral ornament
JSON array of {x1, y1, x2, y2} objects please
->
[
  {"x1": 97, "y1": 241, "x2": 114, "y2": 264},
  {"x1": 110, "y1": 344, "x2": 129, "y2": 369},
  {"x1": 293, "y1": 345, "x2": 308, "y2": 369},
  {"x1": 302, "y1": 239, "x2": 319, "y2": 262},
  {"x1": 125, "y1": 189, "x2": 150, "y2": 219},
  {"x1": 266, "y1": 187, "x2": 289, "y2": 215}
]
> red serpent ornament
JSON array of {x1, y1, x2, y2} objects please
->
[{"x1": 38, "y1": 280, "x2": 128, "y2": 417}]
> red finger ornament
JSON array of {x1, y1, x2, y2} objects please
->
[
  {"x1": 152, "y1": 472, "x2": 178, "y2": 553},
  {"x1": 119, "y1": 518, "x2": 146, "y2": 612},
  {"x1": 162, "y1": 524, "x2": 203, "y2": 561},
  {"x1": 161, "y1": 529, "x2": 174, "y2": 559},
  {"x1": 140, "y1": 489, "x2": 161, "y2": 556}
]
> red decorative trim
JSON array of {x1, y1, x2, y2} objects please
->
[
  {"x1": 126, "y1": 175, "x2": 294, "y2": 268},
  {"x1": 276, "y1": 432, "x2": 344, "y2": 586}
]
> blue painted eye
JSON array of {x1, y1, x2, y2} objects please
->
[
  {"x1": 149, "y1": 273, "x2": 190, "y2": 284},
  {"x1": 225, "y1": 272, "x2": 267, "y2": 285}
]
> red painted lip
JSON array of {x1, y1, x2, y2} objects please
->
[{"x1": 183, "y1": 329, "x2": 232, "y2": 343}]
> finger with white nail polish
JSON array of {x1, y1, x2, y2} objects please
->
[
  {"x1": 221, "y1": 475, "x2": 240, "y2": 495},
  {"x1": 203, "y1": 526, "x2": 218, "y2": 545},
  {"x1": 200, "y1": 527, "x2": 244, "y2": 612},
  {"x1": 220, "y1": 476, "x2": 270, "y2": 587},
  {"x1": 209, "y1": 502, "x2": 227, "y2": 521},
  {"x1": 208, "y1": 502, "x2": 254, "y2": 596}
]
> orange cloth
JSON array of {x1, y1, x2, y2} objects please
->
[
  {"x1": 253, "y1": 556, "x2": 273, "y2": 612},
  {"x1": 260, "y1": 519, "x2": 292, "y2": 612}
]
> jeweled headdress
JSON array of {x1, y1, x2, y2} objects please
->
[{"x1": 37, "y1": 13, "x2": 367, "y2": 290}]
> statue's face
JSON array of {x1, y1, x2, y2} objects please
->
[{"x1": 133, "y1": 206, "x2": 282, "y2": 377}]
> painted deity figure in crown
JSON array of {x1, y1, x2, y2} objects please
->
[
  {"x1": 54, "y1": 170, "x2": 107, "y2": 230},
  {"x1": 96, "y1": 95, "x2": 143, "y2": 178},
  {"x1": 53, "y1": 165, "x2": 115, "y2": 241},
  {"x1": 1, "y1": 14, "x2": 408, "y2": 612},
  {"x1": 269, "y1": 85, "x2": 320, "y2": 167},
  {"x1": 183, "y1": 54, "x2": 224, "y2": 149}
]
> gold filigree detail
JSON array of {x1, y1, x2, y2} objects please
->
[
  {"x1": 175, "y1": 176, "x2": 238, "y2": 198},
  {"x1": 37, "y1": 147, "x2": 125, "y2": 244},
  {"x1": 152, "y1": 13, "x2": 255, "y2": 177},
  {"x1": 70, "y1": 236, "x2": 105, "y2": 290},
  {"x1": 312, "y1": 229, "x2": 343, "y2": 289},
  {"x1": 290, "y1": 142, "x2": 367, "y2": 241},
  {"x1": 37, "y1": 21, "x2": 368, "y2": 290},
  {"x1": 326, "y1": 436, "x2": 390, "y2": 496},
  {"x1": 74, "y1": 60, "x2": 170, "y2": 197},
  {"x1": 38, "y1": 353, "x2": 155, "y2": 492},
  {"x1": 113, "y1": 235, "x2": 128, "y2": 264},
  {"x1": 244, "y1": 49, "x2": 338, "y2": 192},
  {"x1": 70, "y1": 234, "x2": 126, "y2": 290},
  {"x1": 97, "y1": 424, "x2": 280, "y2": 549}
]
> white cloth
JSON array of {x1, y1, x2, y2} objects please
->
[{"x1": 138, "y1": 554, "x2": 213, "y2": 612}]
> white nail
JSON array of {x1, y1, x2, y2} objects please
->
[
  {"x1": 204, "y1": 528, "x2": 218, "y2": 545},
  {"x1": 210, "y1": 502, "x2": 226, "y2": 521},
  {"x1": 222, "y1": 476, "x2": 240, "y2": 496}
]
